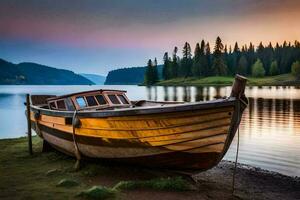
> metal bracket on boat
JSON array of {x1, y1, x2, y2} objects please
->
[
  {"x1": 33, "y1": 111, "x2": 43, "y2": 138},
  {"x1": 33, "y1": 111, "x2": 40, "y2": 120},
  {"x1": 72, "y1": 110, "x2": 82, "y2": 170}
]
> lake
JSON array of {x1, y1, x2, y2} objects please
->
[{"x1": 0, "y1": 85, "x2": 299, "y2": 177}]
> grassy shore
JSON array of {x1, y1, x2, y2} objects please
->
[
  {"x1": 156, "y1": 74, "x2": 300, "y2": 86},
  {"x1": 0, "y1": 136, "x2": 299, "y2": 199}
]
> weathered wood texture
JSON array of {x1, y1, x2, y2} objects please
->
[
  {"x1": 30, "y1": 104, "x2": 240, "y2": 169},
  {"x1": 230, "y1": 74, "x2": 247, "y2": 98},
  {"x1": 30, "y1": 95, "x2": 55, "y2": 105}
]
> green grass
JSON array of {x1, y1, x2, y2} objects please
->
[
  {"x1": 77, "y1": 177, "x2": 191, "y2": 200},
  {"x1": 113, "y1": 177, "x2": 192, "y2": 191},
  {"x1": 77, "y1": 186, "x2": 117, "y2": 199},
  {"x1": 0, "y1": 136, "x2": 84, "y2": 199},
  {"x1": 156, "y1": 74, "x2": 299, "y2": 86},
  {"x1": 247, "y1": 74, "x2": 298, "y2": 86},
  {"x1": 0, "y1": 136, "x2": 193, "y2": 199},
  {"x1": 56, "y1": 179, "x2": 79, "y2": 187}
]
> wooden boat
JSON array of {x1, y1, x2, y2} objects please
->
[{"x1": 27, "y1": 75, "x2": 248, "y2": 170}]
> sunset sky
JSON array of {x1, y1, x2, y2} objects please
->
[{"x1": 1, "y1": 0, "x2": 299, "y2": 75}]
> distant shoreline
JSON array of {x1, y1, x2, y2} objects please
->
[
  {"x1": 1, "y1": 73, "x2": 300, "y2": 87},
  {"x1": 153, "y1": 74, "x2": 300, "y2": 87}
]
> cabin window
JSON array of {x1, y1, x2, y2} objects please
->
[
  {"x1": 108, "y1": 95, "x2": 120, "y2": 104},
  {"x1": 49, "y1": 102, "x2": 57, "y2": 109},
  {"x1": 57, "y1": 100, "x2": 66, "y2": 110},
  {"x1": 95, "y1": 95, "x2": 107, "y2": 105},
  {"x1": 117, "y1": 95, "x2": 129, "y2": 104},
  {"x1": 86, "y1": 96, "x2": 98, "y2": 106},
  {"x1": 76, "y1": 97, "x2": 87, "y2": 108}
]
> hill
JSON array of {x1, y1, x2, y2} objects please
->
[
  {"x1": 0, "y1": 58, "x2": 94, "y2": 85},
  {"x1": 105, "y1": 65, "x2": 163, "y2": 85},
  {"x1": 79, "y1": 73, "x2": 106, "y2": 85}
]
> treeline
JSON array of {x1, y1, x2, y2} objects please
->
[
  {"x1": 105, "y1": 66, "x2": 147, "y2": 85},
  {"x1": 144, "y1": 37, "x2": 300, "y2": 84},
  {"x1": 105, "y1": 65, "x2": 163, "y2": 85}
]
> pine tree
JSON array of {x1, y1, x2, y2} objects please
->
[
  {"x1": 180, "y1": 42, "x2": 192, "y2": 77},
  {"x1": 232, "y1": 42, "x2": 240, "y2": 74},
  {"x1": 162, "y1": 52, "x2": 171, "y2": 80},
  {"x1": 280, "y1": 41, "x2": 291, "y2": 73},
  {"x1": 205, "y1": 42, "x2": 211, "y2": 76},
  {"x1": 247, "y1": 42, "x2": 256, "y2": 74},
  {"x1": 200, "y1": 40, "x2": 208, "y2": 76},
  {"x1": 144, "y1": 59, "x2": 154, "y2": 85},
  {"x1": 234, "y1": 42, "x2": 240, "y2": 52},
  {"x1": 264, "y1": 42, "x2": 274, "y2": 75},
  {"x1": 171, "y1": 46, "x2": 179, "y2": 78},
  {"x1": 237, "y1": 55, "x2": 248, "y2": 75},
  {"x1": 224, "y1": 45, "x2": 229, "y2": 73},
  {"x1": 192, "y1": 43, "x2": 201, "y2": 76},
  {"x1": 212, "y1": 36, "x2": 227, "y2": 76},
  {"x1": 156, "y1": 40, "x2": 300, "y2": 80},
  {"x1": 153, "y1": 57, "x2": 159, "y2": 83},
  {"x1": 256, "y1": 42, "x2": 265, "y2": 68}
]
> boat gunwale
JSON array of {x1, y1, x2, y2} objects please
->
[
  {"x1": 46, "y1": 89, "x2": 127, "y2": 101},
  {"x1": 30, "y1": 97, "x2": 237, "y2": 118}
]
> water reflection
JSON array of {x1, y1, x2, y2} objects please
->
[
  {"x1": 145, "y1": 86, "x2": 300, "y2": 176},
  {"x1": 0, "y1": 85, "x2": 299, "y2": 176}
]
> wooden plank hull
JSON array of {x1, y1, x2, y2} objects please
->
[{"x1": 30, "y1": 98, "x2": 247, "y2": 170}]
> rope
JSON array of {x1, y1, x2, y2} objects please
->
[
  {"x1": 72, "y1": 110, "x2": 81, "y2": 169},
  {"x1": 232, "y1": 99, "x2": 241, "y2": 195}
]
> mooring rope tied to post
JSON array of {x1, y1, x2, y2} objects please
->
[{"x1": 232, "y1": 99, "x2": 241, "y2": 195}]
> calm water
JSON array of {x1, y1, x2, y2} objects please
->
[{"x1": 0, "y1": 85, "x2": 299, "y2": 177}]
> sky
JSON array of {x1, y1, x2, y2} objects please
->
[{"x1": 0, "y1": 0, "x2": 299, "y2": 76}]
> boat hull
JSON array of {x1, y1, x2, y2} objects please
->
[{"x1": 30, "y1": 98, "x2": 246, "y2": 170}]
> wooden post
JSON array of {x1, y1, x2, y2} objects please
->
[
  {"x1": 26, "y1": 94, "x2": 33, "y2": 155},
  {"x1": 230, "y1": 75, "x2": 247, "y2": 195},
  {"x1": 230, "y1": 74, "x2": 247, "y2": 98}
]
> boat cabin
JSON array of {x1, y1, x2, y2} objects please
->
[{"x1": 46, "y1": 89, "x2": 131, "y2": 111}]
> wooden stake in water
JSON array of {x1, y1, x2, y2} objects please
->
[{"x1": 26, "y1": 94, "x2": 33, "y2": 155}]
